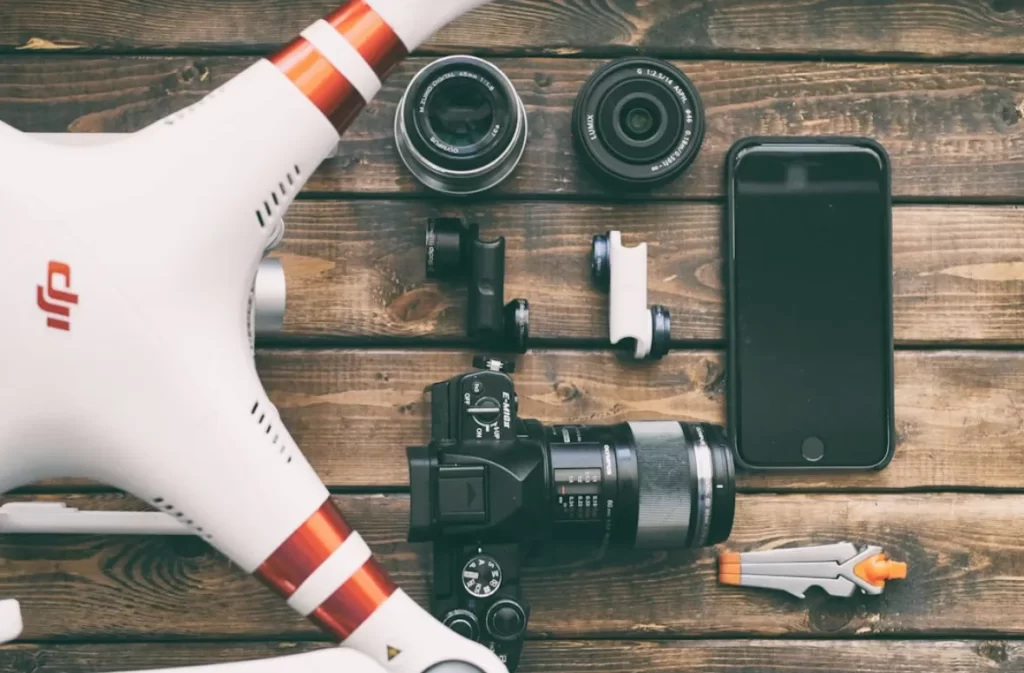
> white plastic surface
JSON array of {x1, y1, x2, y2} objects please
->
[
  {"x1": 347, "y1": 590, "x2": 508, "y2": 673},
  {"x1": 0, "y1": 599, "x2": 22, "y2": 645},
  {"x1": 0, "y1": 4, "x2": 506, "y2": 673},
  {"x1": 121, "y1": 649, "x2": 390, "y2": 673},
  {"x1": 0, "y1": 502, "x2": 190, "y2": 535},
  {"x1": 30, "y1": 132, "x2": 342, "y2": 159},
  {"x1": 606, "y1": 231, "x2": 654, "y2": 359}
]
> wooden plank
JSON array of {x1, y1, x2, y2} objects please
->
[
  {"x1": 0, "y1": 492, "x2": 1021, "y2": 638},
  {"x1": 1, "y1": 0, "x2": 1022, "y2": 58},
  {"x1": 249, "y1": 349, "x2": 1024, "y2": 490},
  {"x1": 1, "y1": 641, "x2": 1021, "y2": 673},
  {"x1": 0, "y1": 57, "x2": 1020, "y2": 200},
  {"x1": 267, "y1": 202, "x2": 1024, "y2": 344}
]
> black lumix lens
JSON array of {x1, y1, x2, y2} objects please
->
[
  {"x1": 396, "y1": 56, "x2": 528, "y2": 195},
  {"x1": 572, "y1": 57, "x2": 705, "y2": 189},
  {"x1": 546, "y1": 421, "x2": 735, "y2": 549}
]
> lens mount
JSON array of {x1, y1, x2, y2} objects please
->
[
  {"x1": 396, "y1": 55, "x2": 528, "y2": 195},
  {"x1": 572, "y1": 57, "x2": 705, "y2": 189}
]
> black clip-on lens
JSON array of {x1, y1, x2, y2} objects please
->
[{"x1": 426, "y1": 217, "x2": 530, "y2": 352}]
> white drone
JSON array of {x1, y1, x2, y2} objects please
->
[{"x1": 0, "y1": 1, "x2": 506, "y2": 672}]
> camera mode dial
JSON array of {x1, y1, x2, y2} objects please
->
[{"x1": 462, "y1": 554, "x2": 503, "y2": 598}]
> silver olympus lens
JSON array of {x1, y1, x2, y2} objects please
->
[{"x1": 395, "y1": 55, "x2": 528, "y2": 195}]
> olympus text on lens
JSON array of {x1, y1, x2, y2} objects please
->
[{"x1": 396, "y1": 56, "x2": 529, "y2": 195}]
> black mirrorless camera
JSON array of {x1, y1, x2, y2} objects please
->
[{"x1": 407, "y1": 359, "x2": 736, "y2": 671}]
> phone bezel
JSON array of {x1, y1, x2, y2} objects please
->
[{"x1": 725, "y1": 136, "x2": 895, "y2": 471}]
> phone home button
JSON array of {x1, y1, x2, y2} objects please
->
[{"x1": 801, "y1": 436, "x2": 825, "y2": 462}]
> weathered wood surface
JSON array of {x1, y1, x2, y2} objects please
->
[
  {"x1": 0, "y1": 492, "x2": 1020, "y2": 639},
  {"x1": 0, "y1": 57, "x2": 1020, "y2": 200},
  {"x1": 247, "y1": 348, "x2": 1024, "y2": 490},
  {"x1": 1, "y1": 0, "x2": 1022, "y2": 58},
  {"x1": 262, "y1": 202, "x2": 1024, "y2": 344},
  {"x1": 1, "y1": 641, "x2": 1021, "y2": 673}
]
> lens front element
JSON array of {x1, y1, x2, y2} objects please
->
[
  {"x1": 396, "y1": 55, "x2": 528, "y2": 195},
  {"x1": 572, "y1": 57, "x2": 705, "y2": 189}
]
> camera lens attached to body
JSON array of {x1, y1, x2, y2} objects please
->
[
  {"x1": 396, "y1": 56, "x2": 528, "y2": 195},
  {"x1": 572, "y1": 57, "x2": 705, "y2": 189},
  {"x1": 407, "y1": 363, "x2": 735, "y2": 671}
]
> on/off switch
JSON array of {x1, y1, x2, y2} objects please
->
[{"x1": 468, "y1": 397, "x2": 501, "y2": 427}]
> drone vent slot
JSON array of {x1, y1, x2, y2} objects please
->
[
  {"x1": 152, "y1": 497, "x2": 213, "y2": 541},
  {"x1": 254, "y1": 167, "x2": 301, "y2": 232}
]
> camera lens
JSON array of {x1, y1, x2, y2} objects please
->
[
  {"x1": 396, "y1": 56, "x2": 528, "y2": 195},
  {"x1": 571, "y1": 57, "x2": 705, "y2": 189},
  {"x1": 546, "y1": 421, "x2": 734, "y2": 549}
]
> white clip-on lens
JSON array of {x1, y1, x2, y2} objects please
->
[{"x1": 592, "y1": 231, "x2": 671, "y2": 360}]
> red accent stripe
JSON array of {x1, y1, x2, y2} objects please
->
[
  {"x1": 309, "y1": 558, "x2": 397, "y2": 641},
  {"x1": 326, "y1": 0, "x2": 408, "y2": 80},
  {"x1": 269, "y1": 36, "x2": 366, "y2": 129},
  {"x1": 255, "y1": 499, "x2": 353, "y2": 598}
]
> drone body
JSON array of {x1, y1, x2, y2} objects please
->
[{"x1": 0, "y1": 1, "x2": 503, "y2": 672}]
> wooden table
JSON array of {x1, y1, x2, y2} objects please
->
[{"x1": 1, "y1": 1, "x2": 1023, "y2": 671}]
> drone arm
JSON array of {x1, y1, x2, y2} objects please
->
[{"x1": 0, "y1": 597, "x2": 384, "y2": 673}]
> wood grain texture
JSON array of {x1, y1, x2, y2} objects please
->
[
  {"x1": 0, "y1": 57, "x2": 1020, "y2": 200},
  {"x1": 1, "y1": 640, "x2": 1022, "y2": 673},
  {"x1": 265, "y1": 201, "x2": 1024, "y2": 344},
  {"x1": 248, "y1": 349, "x2": 1024, "y2": 490},
  {"x1": 0, "y1": 492, "x2": 1022, "y2": 639},
  {"x1": 1, "y1": 0, "x2": 1022, "y2": 58}
]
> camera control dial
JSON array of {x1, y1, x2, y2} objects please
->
[
  {"x1": 485, "y1": 599, "x2": 528, "y2": 642},
  {"x1": 442, "y1": 609, "x2": 481, "y2": 642},
  {"x1": 462, "y1": 554, "x2": 503, "y2": 598}
]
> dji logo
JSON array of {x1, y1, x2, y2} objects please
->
[{"x1": 37, "y1": 261, "x2": 79, "y2": 331}]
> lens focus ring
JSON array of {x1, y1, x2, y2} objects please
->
[
  {"x1": 627, "y1": 421, "x2": 734, "y2": 549},
  {"x1": 629, "y1": 421, "x2": 694, "y2": 549}
]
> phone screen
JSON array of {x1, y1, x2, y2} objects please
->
[{"x1": 729, "y1": 142, "x2": 893, "y2": 468}]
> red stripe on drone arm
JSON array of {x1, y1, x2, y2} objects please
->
[
  {"x1": 326, "y1": 0, "x2": 409, "y2": 80},
  {"x1": 269, "y1": 36, "x2": 366, "y2": 133},
  {"x1": 310, "y1": 558, "x2": 398, "y2": 640},
  {"x1": 255, "y1": 498, "x2": 354, "y2": 598}
]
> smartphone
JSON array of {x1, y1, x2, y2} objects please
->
[{"x1": 726, "y1": 137, "x2": 894, "y2": 470}]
